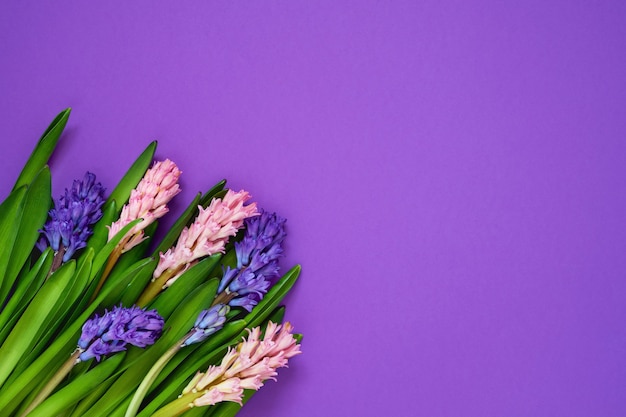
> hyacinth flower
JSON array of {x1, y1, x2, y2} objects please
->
[
  {"x1": 107, "y1": 159, "x2": 182, "y2": 252},
  {"x1": 148, "y1": 321, "x2": 301, "y2": 417},
  {"x1": 125, "y1": 304, "x2": 230, "y2": 417},
  {"x1": 21, "y1": 305, "x2": 164, "y2": 416},
  {"x1": 93, "y1": 160, "x2": 181, "y2": 298},
  {"x1": 37, "y1": 172, "x2": 105, "y2": 271},
  {"x1": 136, "y1": 190, "x2": 258, "y2": 306},
  {"x1": 214, "y1": 211, "x2": 286, "y2": 311}
]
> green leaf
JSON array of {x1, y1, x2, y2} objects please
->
[
  {"x1": 85, "y1": 199, "x2": 117, "y2": 254},
  {"x1": 90, "y1": 218, "x2": 143, "y2": 283},
  {"x1": 0, "y1": 167, "x2": 51, "y2": 304},
  {"x1": 242, "y1": 264, "x2": 301, "y2": 329},
  {"x1": 13, "y1": 108, "x2": 70, "y2": 191},
  {"x1": 0, "y1": 186, "x2": 27, "y2": 296},
  {"x1": 107, "y1": 141, "x2": 157, "y2": 209},
  {"x1": 0, "y1": 260, "x2": 75, "y2": 388},
  {"x1": 199, "y1": 180, "x2": 227, "y2": 207},
  {"x1": 67, "y1": 377, "x2": 117, "y2": 417},
  {"x1": 14, "y1": 250, "x2": 93, "y2": 373},
  {"x1": 26, "y1": 353, "x2": 126, "y2": 417},
  {"x1": 151, "y1": 192, "x2": 202, "y2": 257},
  {"x1": 101, "y1": 257, "x2": 158, "y2": 308},
  {"x1": 0, "y1": 249, "x2": 52, "y2": 345}
]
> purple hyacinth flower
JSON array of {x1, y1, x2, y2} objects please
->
[
  {"x1": 183, "y1": 304, "x2": 229, "y2": 346},
  {"x1": 234, "y1": 211, "x2": 286, "y2": 271},
  {"x1": 38, "y1": 172, "x2": 106, "y2": 262},
  {"x1": 218, "y1": 211, "x2": 286, "y2": 312},
  {"x1": 77, "y1": 305, "x2": 164, "y2": 362}
]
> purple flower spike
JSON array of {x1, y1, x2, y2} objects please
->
[
  {"x1": 183, "y1": 304, "x2": 229, "y2": 346},
  {"x1": 77, "y1": 305, "x2": 164, "y2": 362},
  {"x1": 38, "y1": 172, "x2": 106, "y2": 262},
  {"x1": 234, "y1": 211, "x2": 286, "y2": 271},
  {"x1": 219, "y1": 211, "x2": 287, "y2": 312}
]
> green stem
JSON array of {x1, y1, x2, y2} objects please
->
[
  {"x1": 90, "y1": 235, "x2": 130, "y2": 302},
  {"x1": 136, "y1": 267, "x2": 178, "y2": 307},
  {"x1": 125, "y1": 333, "x2": 192, "y2": 417},
  {"x1": 149, "y1": 392, "x2": 204, "y2": 417},
  {"x1": 19, "y1": 349, "x2": 80, "y2": 417}
]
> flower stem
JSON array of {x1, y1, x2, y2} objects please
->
[
  {"x1": 125, "y1": 333, "x2": 192, "y2": 417},
  {"x1": 212, "y1": 291, "x2": 236, "y2": 307},
  {"x1": 90, "y1": 236, "x2": 130, "y2": 302},
  {"x1": 19, "y1": 349, "x2": 81, "y2": 416},
  {"x1": 136, "y1": 267, "x2": 178, "y2": 307},
  {"x1": 48, "y1": 246, "x2": 66, "y2": 277},
  {"x1": 149, "y1": 392, "x2": 204, "y2": 417}
]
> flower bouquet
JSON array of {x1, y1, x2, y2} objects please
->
[{"x1": 0, "y1": 109, "x2": 302, "y2": 417}]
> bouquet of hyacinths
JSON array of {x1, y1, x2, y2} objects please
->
[{"x1": 0, "y1": 109, "x2": 302, "y2": 417}]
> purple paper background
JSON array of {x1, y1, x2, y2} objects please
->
[{"x1": 1, "y1": 1, "x2": 626, "y2": 416}]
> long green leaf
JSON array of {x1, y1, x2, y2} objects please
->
[
  {"x1": 13, "y1": 108, "x2": 70, "y2": 191},
  {"x1": 100, "y1": 258, "x2": 158, "y2": 308},
  {"x1": 107, "y1": 141, "x2": 157, "y2": 209},
  {"x1": 0, "y1": 167, "x2": 51, "y2": 304},
  {"x1": 26, "y1": 353, "x2": 126, "y2": 417},
  {"x1": 85, "y1": 199, "x2": 117, "y2": 254},
  {"x1": 151, "y1": 192, "x2": 202, "y2": 257},
  {"x1": 0, "y1": 186, "x2": 26, "y2": 295},
  {"x1": 68, "y1": 376, "x2": 117, "y2": 417},
  {"x1": 0, "y1": 260, "x2": 75, "y2": 388},
  {"x1": 90, "y1": 218, "x2": 143, "y2": 283},
  {"x1": 242, "y1": 265, "x2": 301, "y2": 329},
  {"x1": 14, "y1": 250, "x2": 94, "y2": 374},
  {"x1": 0, "y1": 249, "x2": 52, "y2": 340}
]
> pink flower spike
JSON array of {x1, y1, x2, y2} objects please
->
[
  {"x1": 154, "y1": 190, "x2": 258, "y2": 287},
  {"x1": 108, "y1": 159, "x2": 182, "y2": 252},
  {"x1": 183, "y1": 321, "x2": 301, "y2": 409}
]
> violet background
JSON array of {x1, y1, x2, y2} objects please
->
[{"x1": 1, "y1": 1, "x2": 625, "y2": 416}]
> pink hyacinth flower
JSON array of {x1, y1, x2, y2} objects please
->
[
  {"x1": 182, "y1": 321, "x2": 301, "y2": 408},
  {"x1": 108, "y1": 159, "x2": 182, "y2": 252},
  {"x1": 153, "y1": 189, "x2": 258, "y2": 287}
]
